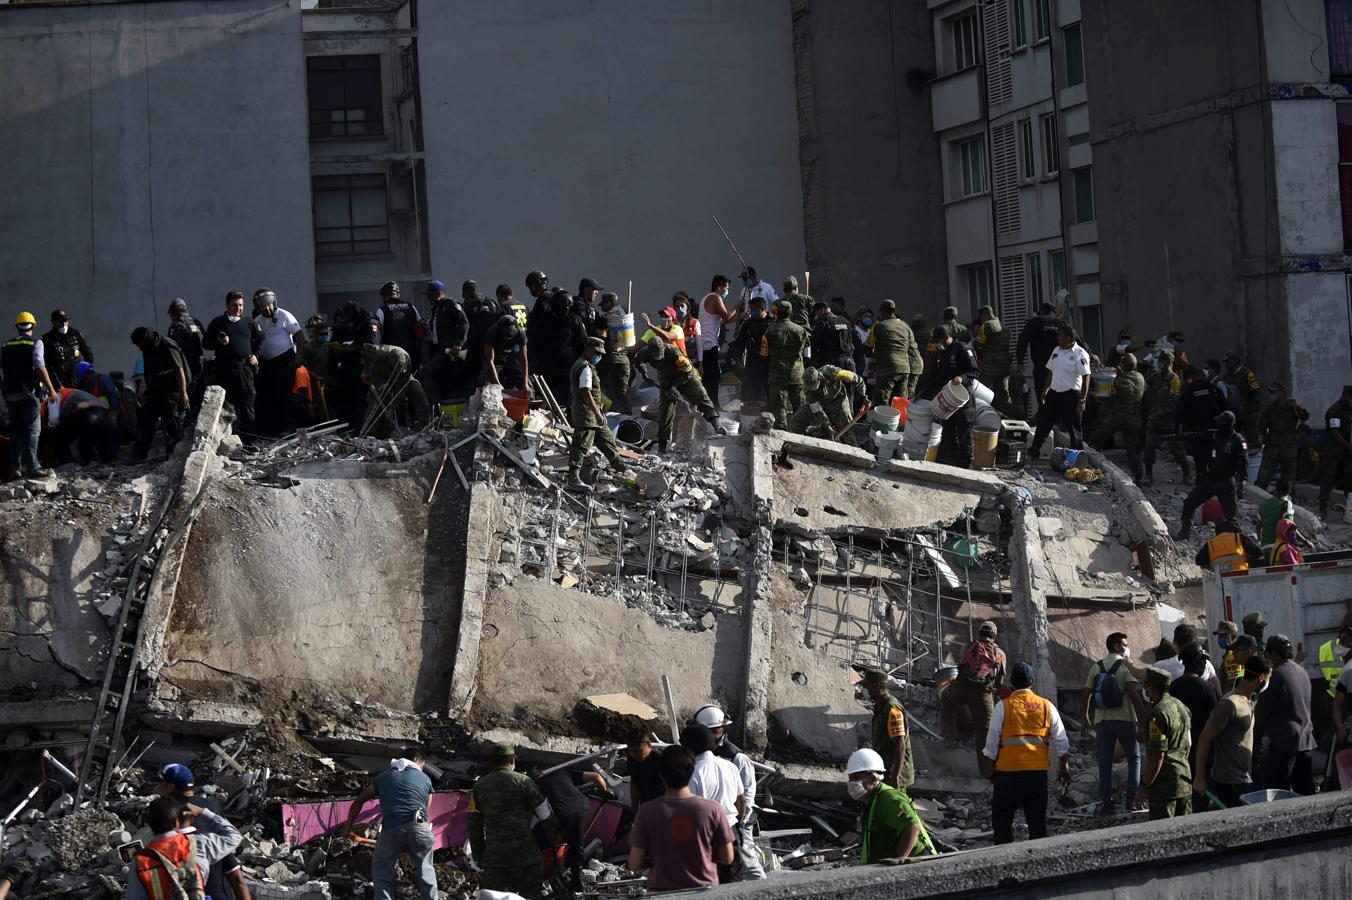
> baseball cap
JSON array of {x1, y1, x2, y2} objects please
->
[
  {"x1": 1268, "y1": 382, "x2": 1286, "y2": 392},
  {"x1": 1224, "y1": 350, "x2": 1241, "y2": 361},
  {"x1": 1215, "y1": 411, "x2": 1236, "y2": 426},
  {"x1": 167, "y1": 298, "x2": 188, "y2": 314},
  {"x1": 660, "y1": 306, "x2": 678, "y2": 320},
  {"x1": 1009, "y1": 662, "x2": 1034, "y2": 688},
  {"x1": 425, "y1": 280, "x2": 445, "y2": 294},
  {"x1": 1145, "y1": 666, "x2": 1173, "y2": 689},
  {"x1": 879, "y1": 299, "x2": 896, "y2": 312},
  {"x1": 578, "y1": 277, "x2": 602, "y2": 293},
  {"x1": 1230, "y1": 634, "x2": 1259, "y2": 652},
  {"x1": 157, "y1": 763, "x2": 194, "y2": 789},
  {"x1": 51, "y1": 309, "x2": 69, "y2": 322}
]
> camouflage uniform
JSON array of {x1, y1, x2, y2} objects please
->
[
  {"x1": 782, "y1": 278, "x2": 813, "y2": 330},
  {"x1": 634, "y1": 339, "x2": 720, "y2": 450},
  {"x1": 361, "y1": 343, "x2": 431, "y2": 433},
  {"x1": 974, "y1": 318, "x2": 1015, "y2": 417},
  {"x1": 761, "y1": 317, "x2": 808, "y2": 429},
  {"x1": 469, "y1": 765, "x2": 551, "y2": 900},
  {"x1": 1088, "y1": 367, "x2": 1147, "y2": 481},
  {"x1": 871, "y1": 690, "x2": 916, "y2": 790},
  {"x1": 1145, "y1": 692, "x2": 1193, "y2": 819},
  {"x1": 1254, "y1": 400, "x2": 1309, "y2": 490},
  {"x1": 865, "y1": 316, "x2": 921, "y2": 404},
  {"x1": 1143, "y1": 366, "x2": 1190, "y2": 483},
  {"x1": 567, "y1": 353, "x2": 624, "y2": 480},
  {"x1": 789, "y1": 366, "x2": 857, "y2": 440}
]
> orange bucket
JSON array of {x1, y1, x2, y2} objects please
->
[
  {"x1": 890, "y1": 397, "x2": 909, "y2": 426},
  {"x1": 502, "y1": 388, "x2": 531, "y2": 424}
]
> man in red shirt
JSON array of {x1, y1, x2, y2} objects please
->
[{"x1": 627, "y1": 745, "x2": 734, "y2": 891}]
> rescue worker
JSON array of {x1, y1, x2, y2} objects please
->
[
  {"x1": 692, "y1": 706, "x2": 766, "y2": 881},
  {"x1": 1105, "y1": 329, "x2": 1137, "y2": 368},
  {"x1": 1177, "y1": 411, "x2": 1248, "y2": 540},
  {"x1": 360, "y1": 342, "x2": 430, "y2": 435},
  {"x1": 574, "y1": 276, "x2": 603, "y2": 335},
  {"x1": 941, "y1": 306, "x2": 970, "y2": 345},
  {"x1": 762, "y1": 300, "x2": 808, "y2": 429},
  {"x1": 45, "y1": 385, "x2": 113, "y2": 465},
  {"x1": 634, "y1": 336, "x2": 724, "y2": 454},
  {"x1": 468, "y1": 743, "x2": 556, "y2": 900},
  {"x1": 540, "y1": 291, "x2": 589, "y2": 407},
  {"x1": 1213, "y1": 620, "x2": 1242, "y2": 686},
  {"x1": 151, "y1": 764, "x2": 252, "y2": 900},
  {"x1": 525, "y1": 270, "x2": 552, "y2": 326},
  {"x1": 698, "y1": 275, "x2": 741, "y2": 410},
  {"x1": 596, "y1": 292, "x2": 631, "y2": 415},
  {"x1": 1316, "y1": 626, "x2": 1352, "y2": 737},
  {"x1": 980, "y1": 662, "x2": 1071, "y2": 844},
  {"x1": 973, "y1": 305, "x2": 1015, "y2": 417},
  {"x1": 1176, "y1": 364, "x2": 1228, "y2": 481},
  {"x1": 124, "y1": 795, "x2": 242, "y2": 900},
  {"x1": 300, "y1": 315, "x2": 334, "y2": 422},
  {"x1": 1243, "y1": 611, "x2": 1267, "y2": 646},
  {"x1": 482, "y1": 313, "x2": 529, "y2": 392},
  {"x1": 865, "y1": 300, "x2": 921, "y2": 404},
  {"x1": 781, "y1": 275, "x2": 812, "y2": 330},
  {"x1": 789, "y1": 366, "x2": 860, "y2": 441},
  {"x1": 129, "y1": 327, "x2": 190, "y2": 462},
  {"x1": 1317, "y1": 384, "x2": 1352, "y2": 518},
  {"x1": 1015, "y1": 302, "x2": 1068, "y2": 409},
  {"x1": 422, "y1": 281, "x2": 471, "y2": 401},
  {"x1": 732, "y1": 295, "x2": 771, "y2": 403},
  {"x1": 1143, "y1": 350, "x2": 1191, "y2": 486},
  {"x1": 1194, "y1": 520, "x2": 1259, "y2": 573},
  {"x1": 1087, "y1": 352, "x2": 1146, "y2": 482},
  {"x1": 810, "y1": 300, "x2": 854, "y2": 373},
  {"x1": 1030, "y1": 326, "x2": 1091, "y2": 457},
  {"x1": 1254, "y1": 383, "x2": 1308, "y2": 490},
  {"x1": 72, "y1": 360, "x2": 121, "y2": 461},
  {"x1": 1222, "y1": 350, "x2": 1263, "y2": 448},
  {"x1": 565, "y1": 337, "x2": 628, "y2": 491},
  {"x1": 925, "y1": 326, "x2": 979, "y2": 469},
  {"x1": 942, "y1": 620, "x2": 1007, "y2": 754},
  {"x1": 861, "y1": 669, "x2": 914, "y2": 790},
  {"x1": 1134, "y1": 666, "x2": 1193, "y2": 819},
  {"x1": 166, "y1": 298, "x2": 206, "y2": 410},
  {"x1": 737, "y1": 266, "x2": 778, "y2": 311},
  {"x1": 844, "y1": 748, "x2": 935, "y2": 863},
  {"x1": 3, "y1": 312, "x2": 57, "y2": 478},
  {"x1": 376, "y1": 281, "x2": 422, "y2": 373},
  {"x1": 205, "y1": 291, "x2": 263, "y2": 438},
  {"x1": 498, "y1": 283, "x2": 529, "y2": 330},
  {"x1": 251, "y1": 288, "x2": 304, "y2": 437},
  {"x1": 343, "y1": 750, "x2": 438, "y2": 900},
  {"x1": 41, "y1": 308, "x2": 94, "y2": 390}
]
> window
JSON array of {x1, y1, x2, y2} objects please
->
[
  {"x1": 951, "y1": 10, "x2": 982, "y2": 71},
  {"x1": 1011, "y1": 0, "x2": 1028, "y2": 49},
  {"x1": 1026, "y1": 253, "x2": 1044, "y2": 307},
  {"x1": 1079, "y1": 305, "x2": 1103, "y2": 356},
  {"x1": 1050, "y1": 249, "x2": 1068, "y2": 295},
  {"x1": 1018, "y1": 119, "x2": 1035, "y2": 180},
  {"x1": 954, "y1": 135, "x2": 989, "y2": 198},
  {"x1": 1040, "y1": 112, "x2": 1060, "y2": 175},
  {"x1": 1339, "y1": 102, "x2": 1352, "y2": 247},
  {"x1": 1063, "y1": 24, "x2": 1085, "y2": 86},
  {"x1": 1329, "y1": 0, "x2": 1352, "y2": 82},
  {"x1": 307, "y1": 55, "x2": 382, "y2": 138},
  {"x1": 961, "y1": 263, "x2": 995, "y2": 316},
  {"x1": 1033, "y1": 0, "x2": 1052, "y2": 40},
  {"x1": 313, "y1": 174, "x2": 390, "y2": 256},
  {"x1": 1073, "y1": 167, "x2": 1096, "y2": 223}
]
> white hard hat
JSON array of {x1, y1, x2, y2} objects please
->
[
  {"x1": 845, "y1": 748, "x2": 885, "y2": 777},
  {"x1": 693, "y1": 705, "x2": 732, "y2": 728}
]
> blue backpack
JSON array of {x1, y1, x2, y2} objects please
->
[{"x1": 1094, "y1": 659, "x2": 1126, "y2": 709}]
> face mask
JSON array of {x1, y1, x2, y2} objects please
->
[
  {"x1": 743, "y1": 278, "x2": 753, "y2": 288},
  {"x1": 313, "y1": 332, "x2": 331, "y2": 344},
  {"x1": 589, "y1": 354, "x2": 602, "y2": 365},
  {"x1": 862, "y1": 316, "x2": 873, "y2": 327},
  {"x1": 227, "y1": 315, "x2": 241, "y2": 323},
  {"x1": 846, "y1": 780, "x2": 870, "y2": 801},
  {"x1": 1218, "y1": 637, "x2": 1230, "y2": 651},
  {"x1": 1268, "y1": 393, "x2": 1277, "y2": 402},
  {"x1": 750, "y1": 310, "x2": 763, "y2": 319},
  {"x1": 58, "y1": 324, "x2": 69, "y2": 335},
  {"x1": 676, "y1": 306, "x2": 687, "y2": 317},
  {"x1": 720, "y1": 288, "x2": 729, "y2": 300},
  {"x1": 1122, "y1": 647, "x2": 1132, "y2": 659},
  {"x1": 1118, "y1": 341, "x2": 1129, "y2": 352}
]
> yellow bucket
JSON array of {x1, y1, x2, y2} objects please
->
[
  {"x1": 924, "y1": 446, "x2": 938, "y2": 462},
  {"x1": 973, "y1": 428, "x2": 999, "y2": 469},
  {"x1": 440, "y1": 400, "x2": 468, "y2": 428}
]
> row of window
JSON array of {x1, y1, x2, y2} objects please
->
[
  {"x1": 950, "y1": 112, "x2": 1059, "y2": 197},
  {"x1": 957, "y1": 249, "x2": 1067, "y2": 318},
  {"x1": 947, "y1": 1, "x2": 1084, "y2": 87}
]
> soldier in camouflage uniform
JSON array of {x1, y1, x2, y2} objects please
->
[
  {"x1": 1135, "y1": 667, "x2": 1192, "y2": 820},
  {"x1": 300, "y1": 314, "x2": 335, "y2": 422},
  {"x1": 1088, "y1": 352, "x2": 1147, "y2": 482},
  {"x1": 972, "y1": 305, "x2": 1016, "y2": 417},
  {"x1": 789, "y1": 365, "x2": 859, "y2": 441},
  {"x1": 595, "y1": 292, "x2": 631, "y2": 415},
  {"x1": 942, "y1": 306, "x2": 971, "y2": 345},
  {"x1": 469, "y1": 743, "x2": 556, "y2": 900},
  {"x1": 1143, "y1": 350, "x2": 1191, "y2": 486},
  {"x1": 865, "y1": 300, "x2": 921, "y2": 404},
  {"x1": 1254, "y1": 383, "x2": 1308, "y2": 491},
  {"x1": 360, "y1": 342, "x2": 430, "y2": 435},
  {"x1": 634, "y1": 337, "x2": 724, "y2": 453},
  {"x1": 862, "y1": 669, "x2": 915, "y2": 790},
  {"x1": 762, "y1": 300, "x2": 808, "y2": 429},
  {"x1": 781, "y1": 275, "x2": 813, "y2": 330},
  {"x1": 565, "y1": 338, "x2": 627, "y2": 490},
  {"x1": 1222, "y1": 350, "x2": 1263, "y2": 449}
]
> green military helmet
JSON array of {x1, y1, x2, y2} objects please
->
[
  {"x1": 306, "y1": 313, "x2": 329, "y2": 332},
  {"x1": 1120, "y1": 352, "x2": 1137, "y2": 371},
  {"x1": 860, "y1": 668, "x2": 888, "y2": 686},
  {"x1": 804, "y1": 366, "x2": 821, "y2": 388},
  {"x1": 1145, "y1": 666, "x2": 1173, "y2": 690},
  {"x1": 784, "y1": 274, "x2": 799, "y2": 292}
]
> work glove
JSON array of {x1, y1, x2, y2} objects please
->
[{"x1": 47, "y1": 396, "x2": 60, "y2": 427}]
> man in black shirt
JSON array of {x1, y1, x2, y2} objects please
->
[
  {"x1": 732, "y1": 296, "x2": 771, "y2": 402},
  {"x1": 376, "y1": 281, "x2": 422, "y2": 373},
  {"x1": 809, "y1": 301, "x2": 854, "y2": 373},
  {"x1": 1168, "y1": 642, "x2": 1221, "y2": 805},
  {"x1": 483, "y1": 315, "x2": 529, "y2": 391},
  {"x1": 622, "y1": 730, "x2": 665, "y2": 812},
  {"x1": 129, "y1": 327, "x2": 190, "y2": 461},
  {"x1": 1177, "y1": 411, "x2": 1248, "y2": 539},
  {"x1": 1015, "y1": 302, "x2": 1067, "y2": 409},
  {"x1": 42, "y1": 308, "x2": 95, "y2": 390},
  {"x1": 204, "y1": 291, "x2": 262, "y2": 437},
  {"x1": 539, "y1": 292, "x2": 589, "y2": 407},
  {"x1": 422, "y1": 280, "x2": 470, "y2": 402},
  {"x1": 532, "y1": 767, "x2": 607, "y2": 892},
  {"x1": 925, "y1": 326, "x2": 979, "y2": 469},
  {"x1": 166, "y1": 299, "x2": 206, "y2": 411},
  {"x1": 1176, "y1": 365, "x2": 1227, "y2": 480}
]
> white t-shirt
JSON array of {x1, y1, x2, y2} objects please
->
[
  {"x1": 688, "y1": 751, "x2": 742, "y2": 828},
  {"x1": 255, "y1": 308, "x2": 301, "y2": 360},
  {"x1": 576, "y1": 364, "x2": 594, "y2": 391},
  {"x1": 1045, "y1": 344, "x2": 1092, "y2": 393},
  {"x1": 1156, "y1": 656, "x2": 1218, "y2": 684}
]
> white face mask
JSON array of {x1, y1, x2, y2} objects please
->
[
  {"x1": 846, "y1": 779, "x2": 870, "y2": 801},
  {"x1": 226, "y1": 315, "x2": 241, "y2": 323},
  {"x1": 1122, "y1": 647, "x2": 1132, "y2": 659},
  {"x1": 58, "y1": 324, "x2": 69, "y2": 335}
]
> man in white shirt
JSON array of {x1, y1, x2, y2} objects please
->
[
  {"x1": 1156, "y1": 624, "x2": 1223, "y2": 693},
  {"x1": 1030, "y1": 325, "x2": 1091, "y2": 457},
  {"x1": 980, "y1": 662, "x2": 1070, "y2": 844},
  {"x1": 680, "y1": 724, "x2": 745, "y2": 881},
  {"x1": 738, "y1": 267, "x2": 778, "y2": 310},
  {"x1": 251, "y1": 288, "x2": 305, "y2": 437}
]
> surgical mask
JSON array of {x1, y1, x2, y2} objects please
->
[
  {"x1": 846, "y1": 780, "x2": 870, "y2": 801},
  {"x1": 1268, "y1": 393, "x2": 1277, "y2": 402},
  {"x1": 676, "y1": 306, "x2": 687, "y2": 317},
  {"x1": 589, "y1": 354, "x2": 602, "y2": 365},
  {"x1": 227, "y1": 315, "x2": 241, "y2": 323},
  {"x1": 743, "y1": 278, "x2": 753, "y2": 288},
  {"x1": 719, "y1": 288, "x2": 729, "y2": 300},
  {"x1": 1117, "y1": 341, "x2": 1129, "y2": 352},
  {"x1": 1122, "y1": 647, "x2": 1132, "y2": 659},
  {"x1": 749, "y1": 310, "x2": 763, "y2": 319},
  {"x1": 1218, "y1": 637, "x2": 1230, "y2": 651},
  {"x1": 58, "y1": 324, "x2": 69, "y2": 335},
  {"x1": 862, "y1": 316, "x2": 873, "y2": 327},
  {"x1": 313, "y1": 332, "x2": 331, "y2": 344}
]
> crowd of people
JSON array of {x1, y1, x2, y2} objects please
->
[{"x1": 4, "y1": 269, "x2": 1352, "y2": 524}]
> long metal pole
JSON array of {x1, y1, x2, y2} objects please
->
[{"x1": 712, "y1": 215, "x2": 750, "y2": 272}]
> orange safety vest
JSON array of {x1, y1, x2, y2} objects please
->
[
  {"x1": 134, "y1": 833, "x2": 201, "y2": 900},
  {"x1": 996, "y1": 689, "x2": 1052, "y2": 772},
  {"x1": 1206, "y1": 532, "x2": 1249, "y2": 574}
]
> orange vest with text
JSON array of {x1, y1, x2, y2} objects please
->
[{"x1": 996, "y1": 689, "x2": 1052, "y2": 772}]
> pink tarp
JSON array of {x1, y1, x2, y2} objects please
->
[{"x1": 282, "y1": 791, "x2": 469, "y2": 849}]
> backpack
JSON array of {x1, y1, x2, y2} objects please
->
[
  {"x1": 958, "y1": 641, "x2": 1001, "y2": 688},
  {"x1": 137, "y1": 836, "x2": 204, "y2": 900},
  {"x1": 1093, "y1": 659, "x2": 1126, "y2": 710}
]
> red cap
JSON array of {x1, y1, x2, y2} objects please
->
[{"x1": 661, "y1": 306, "x2": 677, "y2": 319}]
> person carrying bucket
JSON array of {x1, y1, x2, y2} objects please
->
[{"x1": 921, "y1": 325, "x2": 979, "y2": 468}]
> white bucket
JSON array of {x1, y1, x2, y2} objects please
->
[
  {"x1": 874, "y1": 430, "x2": 904, "y2": 460},
  {"x1": 969, "y1": 379, "x2": 994, "y2": 406},
  {"x1": 902, "y1": 399, "x2": 934, "y2": 457},
  {"x1": 608, "y1": 310, "x2": 636, "y2": 349},
  {"x1": 933, "y1": 382, "x2": 970, "y2": 420},
  {"x1": 869, "y1": 405, "x2": 901, "y2": 433},
  {"x1": 972, "y1": 400, "x2": 1003, "y2": 432},
  {"x1": 929, "y1": 423, "x2": 943, "y2": 447},
  {"x1": 1247, "y1": 450, "x2": 1262, "y2": 486},
  {"x1": 718, "y1": 416, "x2": 740, "y2": 436}
]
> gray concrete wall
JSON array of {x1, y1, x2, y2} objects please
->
[
  {"x1": 0, "y1": 0, "x2": 317, "y2": 377},
  {"x1": 796, "y1": 0, "x2": 948, "y2": 307},
  {"x1": 415, "y1": 1, "x2": 806, "y2": 309}
]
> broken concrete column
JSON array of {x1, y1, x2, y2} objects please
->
[
  {"x1": 1007, "y1": 505, "x2": 1056, "y2": 692},
  {"x1": 176, "y1": 385, "x2": 229, "y2": 509},
  {"x1": 449, "y1": 438, "x2": 499, "y2": 716},
  {"x1": 884, "y1": 458, "x2": 1008, "y2": 497},
  {"x1": 1077, "y1": 448, "x2": 1170, "y2": 547},
  {"x1": 773, "y1": 432, "x2": 876, "y2": 470},
  {"x1": 737, "y1": 435, "x2": 777, "y2": 752}
]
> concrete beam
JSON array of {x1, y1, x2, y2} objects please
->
[
  {"x1": 738, "y1": 435, "x2": 777, "y2": 752},
  {"x1": 448, "y1": 439, "x2": 498, "y2": 717},
  {"x1": 1006, "y1": 506, "x2": 1057, "y2": 693},
  {"x1": 771, "y1": 431, "x2": 877, "y2": 470},
  {"x1": 1076, "y1": 448, "x2": 1170, "y2": 547},
  {"x1": 883, "y1": 458, "x2": 1009, "y2": 497}
]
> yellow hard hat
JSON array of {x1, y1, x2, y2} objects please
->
[{"x1": 14, "y1": 311, "x2": 36, "y2": 327}]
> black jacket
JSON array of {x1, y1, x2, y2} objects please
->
[
  {"x1": 810, "y1": 313, "x2": 854, "y2": 366},
  {"x1": 1176, "y1": 379, "x2": 1226, "y2": 430},
  {"x1": 42, "y1": 327, "x2": 94, "y2": 387},
  {"x1": 1016, "y1": 313, "x2": 1067, "y2": 366},
  {"x1": 923, "y1": 339, "x2": 978, "y2": 399}
]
